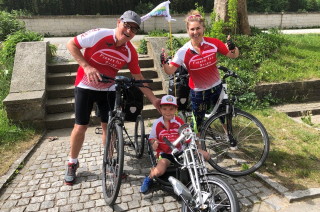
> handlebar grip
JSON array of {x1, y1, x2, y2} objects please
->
[
  {"x1": 163, "y1": 137, "x2": 176, "y2": 151},
  {"x1": 100, "y1": 74, "x2": 114, "y2": 80},
  {"x1": 98, "y1": 79, "x2": 112, "y2": 83},
  {"x1": 217, "y1": 65, "x2": 229, "y2": 73},
  {"x1": 136, "y1": 79, "x2": 153, "y2": 84}
]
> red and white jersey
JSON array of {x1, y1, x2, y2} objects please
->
[
  {"x1": 74, "y1": 28, "x2": 141, "y2": 91},
  {"x1": 170, "y1": 37, "x2": 229, "y2": 91},
  {"x1": 149, "y1": 116, "x2": 185, "y2": 157}
]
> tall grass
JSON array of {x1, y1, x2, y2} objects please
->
[{"x1": 258, "y1": 34, "x2": 320, "y2": 82}]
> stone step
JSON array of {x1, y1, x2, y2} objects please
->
[
  {"x1": 46, "y1": 90, "x2": 166, "y2": 114},
  {"x1": 273, "y1": 101, "x2": 320, "y2": 117},
  {"x1": 47, "y1": 78, "x2": 164, "y2": 99},
  {"x1": 47, "y1": 68, "x2": 158, "y2": 85},
  {"x1": 47, "y1": 57, "x2": 154, "y2": 73},
  {"x1": 45, "y1": 104, "x2": 159, "y2": 129}
]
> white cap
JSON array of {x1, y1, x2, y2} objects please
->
[{"x1": 160, "y1": 95, "x2": 178, "y2": 107}]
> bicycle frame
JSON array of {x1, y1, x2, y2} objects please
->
[{"x1": 164, "y1": 124, "x2": 235, "y2": 211}]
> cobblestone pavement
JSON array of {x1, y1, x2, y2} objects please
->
[{"x1": 1, "y1": 120, "x2": 313, "y2": 212}]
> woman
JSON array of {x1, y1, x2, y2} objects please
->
[{"x1": 161, "y1": 10, "x2": 239, "y2": 134}]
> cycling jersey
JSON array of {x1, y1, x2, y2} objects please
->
[
  {"x1": 74, "y1": 28, "x2": 141, "y2": 91},
  {"x1": 170, "y1": 37, "x2": 229, "y2": 91},
  {"x1": 149, "y1": 116, "x2": 184, "y2": 157}
]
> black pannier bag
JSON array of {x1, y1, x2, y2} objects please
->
[
  {"x1": 168, "y1": 64, "x2": 190, "y2": 110},
  {"x1": 94, "y1": 86, "x2": 143, "y2": 122},
  {"x1": 123, "y1": 86, "x2": 144, "y2": 122}
]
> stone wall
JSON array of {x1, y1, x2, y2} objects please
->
[
  {"x1": 18, "y1": 12, "x2": 320, "y2": 36},
  {"x1": 3, "y1": 42, "x2": 49, "y2": 130},
  {"x1": 255, "y1": 79, "x2": 320, "y2": 102}
]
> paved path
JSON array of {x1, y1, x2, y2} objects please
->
[{"x1": 0, "y1": 121, "x2": 303, "y2": 212}]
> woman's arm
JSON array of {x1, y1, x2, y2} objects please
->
[
  {"x1": 160, "y1": 48, "x2": 179, "y2": 75},
  {"x1": 226, "y1": 47, "x2": 239, "y2": 58}
]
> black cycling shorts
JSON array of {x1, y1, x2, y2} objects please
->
[{"x1": 74, "y1": 87, "x2": 115, "y2": 125}]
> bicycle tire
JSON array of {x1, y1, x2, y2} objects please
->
[
  {"x1": 134, "y1": 115, "x2": 145, "y2": 159},
  {"x1": 181, "y1": 175, "x2": 240, "y2": 212},
  {"x1": 200, "y1": 109, "x2": 270, "y2": 177},
  {"x1": 102, "y1": 120, "x2": 124, "y2": 206},
  {"x1": 146, "y1": 136, "x2": 157, "y2": 167},
  {"x1": 178, "y1": 111, "x2": 187, "y2": 123}
]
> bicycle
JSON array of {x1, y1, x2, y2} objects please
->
[
  {"x1": 99, "y1": 74, "x2": 153, "y2": 205},
  {"x1": 175, "y1": 66, "x2": 270, "y2": 177},
  {"x1": 146, "y1": 123, "x2": 240, "y2": 212}
]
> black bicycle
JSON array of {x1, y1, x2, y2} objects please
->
[
  {"x1": 99, "y1": 74, "x2": 152, "y2": 205},
  {"x1": 176, "y1": 66, "x2": 270, "y2": 177}
]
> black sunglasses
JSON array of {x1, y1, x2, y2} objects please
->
[{"x1": 121, "y1": 20, "x2": 139, "y2": 34}]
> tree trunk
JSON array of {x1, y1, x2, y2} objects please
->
[
  {"x1": 214, "y1": 0, "x2": 229, "y2": 22},
  {"x1": 237, "y1": 0, "x2": 251, "y2": 35},
  {"x1": 214, "y1": 0, "x2": 251, "y2": 35}
]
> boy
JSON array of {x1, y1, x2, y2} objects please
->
[{"x1": 140, "y1": 95, "x2": 210, "y2": 193}]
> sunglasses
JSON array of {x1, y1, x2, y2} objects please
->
[
  {"x1": 121, "y1": 20, "x2": 139, "y2": 34},
  {"x1": 188, "y1": 14, "x2": 202, "y2": 20}
]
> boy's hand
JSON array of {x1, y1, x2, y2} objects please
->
[{"x1": 151, "y1": 139, "x2": 159, "y2": 150}]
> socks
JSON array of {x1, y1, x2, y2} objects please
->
[{"x1": 69, "y1": 158, "x2": 78, "y2": 164}]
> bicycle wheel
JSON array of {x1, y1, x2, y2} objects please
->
[
  {"x1": 178, "y1": 111, "x2": 187, "y2": 123},
  {"x1": 134, "y1": 115, "x2": 145, "y2": 159},
  {"x1": 181, "y1": 175, "x2": 240, "y2": 212},
  {"x1": 102, "y1": 120, "x2": 124, "y2": 206},
  {"x1": 200, "y1": 109, "x2": 270, "y2": 177},
  {"x1": 146, "y1": 136, "x2": 157, "y2": 167}
]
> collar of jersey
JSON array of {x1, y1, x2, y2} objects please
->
[
  {"x1": 187, "y1": 37, "x2": 204, "y2": 51},
  {"x1": 160, "y1": 116, "x2": 176, "y2": 125},
  {"x1": 113, "y1": 28, "x2": 128, "y2": 47}
]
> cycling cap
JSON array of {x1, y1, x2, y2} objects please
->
[
  {"x1": 160, "y1": 95, "x2": 178, "y2": 107},
  {"x1": 120, "y1": 10, "x2": 141, "y2": 29}
]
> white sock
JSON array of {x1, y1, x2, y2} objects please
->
[{"x1": 69, "y1": 158, "x2": 78, "y2": 164}]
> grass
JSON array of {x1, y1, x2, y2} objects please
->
[
  {"x1": 251, "y1": 109, "x2": 320, "y2": 191},
  {"x1": 258, "y1": 34, "x2": 320, "y2": 83}
]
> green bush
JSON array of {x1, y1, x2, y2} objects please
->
[
  {"x1": 0, "y1": 29, "x2": 43, "y2": 69},
  {"x1": 0, "y1": 11, "x2": 25, "y2": 41},
  {"x1": 137, "y1": 38, "x2": 147, "y2": 54},
  {"x1": 0, "y1": 27, "x2": 43, "y2": 145},
  {"x1": 148, "y1": 29, "x2": 169, "y2": 37}
]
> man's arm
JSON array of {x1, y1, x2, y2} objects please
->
[
  {"x1": 66, "y1": 38, "x2": 101, "y2": 83},
  {"x1": 131, "y1": 73, "x2": 161, "y2": 113}
]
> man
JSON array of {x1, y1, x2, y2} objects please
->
[{"x1": 65, "y1": 10, "x2": 161, "y2": 185}]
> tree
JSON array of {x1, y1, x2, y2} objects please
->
[{"x1": 214, "y1": 0, "x2": 251, "y2": 35}]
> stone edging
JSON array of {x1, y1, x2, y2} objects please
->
[
  {"x1": 256, "y1": 171, "x2": 320, "y2": 203},
  {"x1": 0, "y1": 131, "x2": 47, "y2": 192}
]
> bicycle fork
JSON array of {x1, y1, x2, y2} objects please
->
[{"x1": 184, "y1": 148, "x2": 207, "y2": 209}]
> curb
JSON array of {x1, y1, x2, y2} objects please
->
[
  {"x1": 0, "y1": 131, "x2": 47, "y2": 192},
  {"x1": 256, "y1": 172, "x2": 320, "y2": 203}
]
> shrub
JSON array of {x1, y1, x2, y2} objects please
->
[
  {"x1": 0, "y1": 11, "x2": 25, "y2": 41},
  {"x1": 0, "y1": 29, "x2": 43, "y2": 69},
  {"x1": 137, "y1": 38, "x2": 147, "y2": 54}
]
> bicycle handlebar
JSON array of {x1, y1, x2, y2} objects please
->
[
  {"x1": 217, "y1": 65, "x2": 239, "y2": 80},
  {"x1": 99, "y1": 74, "x2": 153, "y2": 88},
  {"x1": 163, "y1": 124, "x2": 193, "y2": 154}
]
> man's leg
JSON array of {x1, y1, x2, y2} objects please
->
[
  {"x1": 70, "y1": 124, "x2": 88, "y2": 158},
  {"x1": 65, "y1": 87, "x2": 93, "y2": 185},
  {"x1": 101, "y1": 122, "x2": 108, "y2": 148}
]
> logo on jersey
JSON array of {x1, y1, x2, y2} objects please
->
[
  {"x1": 90, "y1": 49, "x2": 128, "y2": 69},
  {"x1": 106, "y1": 42, "x2": 114, "y2": 48}
]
